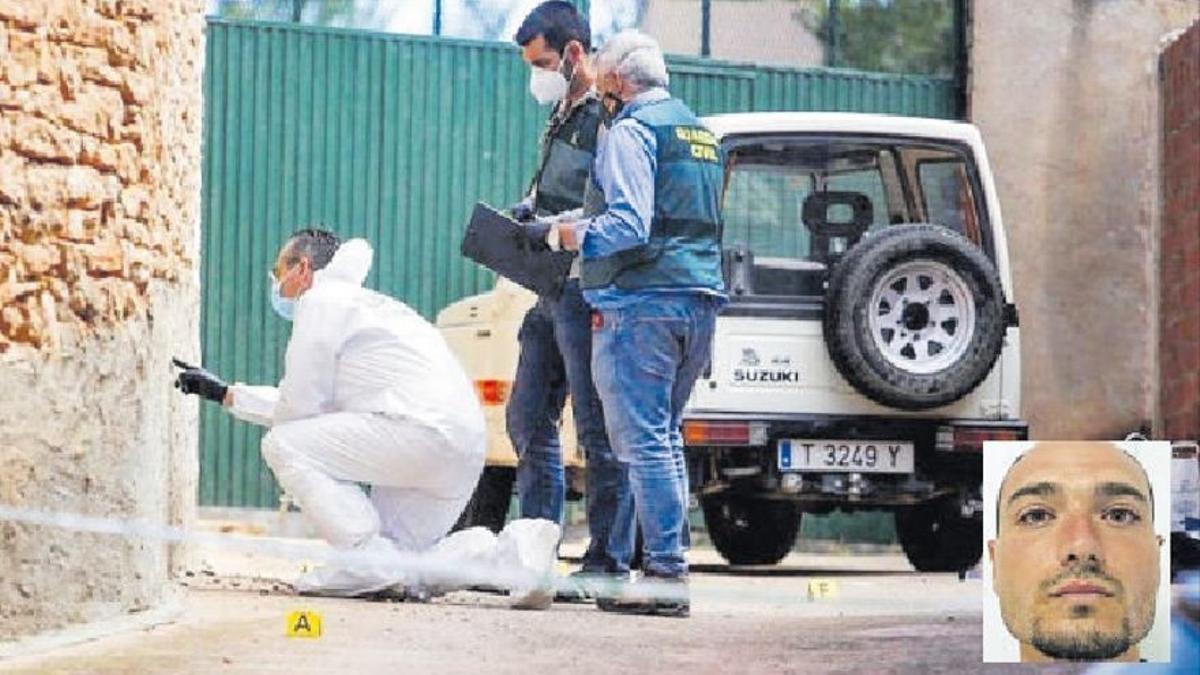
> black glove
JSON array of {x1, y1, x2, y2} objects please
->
[
  {"x1": 172, "y1": 358, "x2": 228, "y2": 403},
  {"x1": 511, "y1": 199, "x2": 536, "y2": 223}
]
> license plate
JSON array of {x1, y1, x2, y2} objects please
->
[{"x1": 777, "y1": 440, "x2": 914, "y2": 474}]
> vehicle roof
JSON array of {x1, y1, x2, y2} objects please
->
[{"x1": 700, "y1": 112, "x2": 981, "y2": 145}]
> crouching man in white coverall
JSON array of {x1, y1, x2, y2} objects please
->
[{"x1": 174, "y1": 229, "x2": 558, "y2": 605}]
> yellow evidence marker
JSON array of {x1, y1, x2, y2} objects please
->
[
  {"x1": 286, "y1": 610, "x2": 323, "y2": 638},
  {"x1": 806, "y1": 579, "x2": 839, "y2": 601}
]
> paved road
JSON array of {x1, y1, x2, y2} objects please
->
[{"x1": 1, "y1": 549, "x2": 988, "y2": 674}]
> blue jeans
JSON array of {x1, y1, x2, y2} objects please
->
[
  {"x1": 506, "y1": 280, "x2": 637, "y2": 573},
  {"x1": 591, "y1": 293, "x2": 719, "y2": 578}
]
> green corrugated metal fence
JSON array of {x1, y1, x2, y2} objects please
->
[{"x1": 199, "y1": 18, "x2": 956, "y2": 508}]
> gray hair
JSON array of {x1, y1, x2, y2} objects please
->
[{"x1": 594, "y1": 30, "x2": 669, "y2": 91}]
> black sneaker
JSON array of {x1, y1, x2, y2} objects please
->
[{"x1": 596, "y1": 573, "x2": 689, "y2": 618}]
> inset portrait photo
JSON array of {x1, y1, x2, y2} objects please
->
[{"x1": 982, "y1": 441, "x2": 1172, "y2": 663}]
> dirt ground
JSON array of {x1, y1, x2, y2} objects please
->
[
  {"x1": 0, "y1": 593, "x2": 980, "y2": 674},
  {"x1": 0, "y1": 547, "x2": 992, "y2": 675}
]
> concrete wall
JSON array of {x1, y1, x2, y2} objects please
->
[
  {"x1": 970, "y1": 0, "x2": 1199, "y2": 439},
  {"x1": 642, "y1": 0, "x2": 825, "y2": 67},
  {"x1": 1158, "y1": 20, "x2": 1199, "y2": 440},
  {"x1": 0, "y1": 0, "x2": 203, "y2": 640}
]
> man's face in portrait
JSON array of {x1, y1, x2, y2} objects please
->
[{"x1": 989, "y1": 442, "x2": 1162, "y2": 662}]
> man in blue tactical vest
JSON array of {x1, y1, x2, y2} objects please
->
[
  {"x1": 507, "y1": 1, "x2": 636, "y2": 601},
  {"x1": 552, "y1": 30, "x2": 727, "y2": 618}
]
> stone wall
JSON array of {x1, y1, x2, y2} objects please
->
[
  {"x1": 0, "y1": 0, "x2": 203, "y2": 640},
  {"x1": 1158, "y1": 20, "x2": 1199, "y2": 440},
  {"x1": 970, "y1": 0, "x2": 1199, "y2": 439}
]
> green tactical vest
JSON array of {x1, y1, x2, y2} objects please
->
[{"x1": 531, "y1": 97, "x2": 602, "y2": 216}]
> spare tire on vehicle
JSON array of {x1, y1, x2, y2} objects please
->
[{"x1": 823, "y1": 223, "x2": 1006, "y2": 410}]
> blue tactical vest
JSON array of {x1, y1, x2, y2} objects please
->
[{"x1": 580, "y1": 97, "x2": 725, "y2": 292}]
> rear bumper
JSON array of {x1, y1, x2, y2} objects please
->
[{"x1": 683, "y1": 412, "x2": 1028, "y2": 508}]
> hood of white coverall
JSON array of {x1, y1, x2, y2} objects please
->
[{"x1": 313, "y1": 237, "x2": 373, "y2": 288}]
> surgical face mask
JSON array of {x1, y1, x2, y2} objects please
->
[
  {"x1": 529, "y1": 67, "x2": 567, "y2": 105},
  {"x1": 270, "y1": 268, "x2": 297, "y2": 321},
  {"x1": 528, "y1": 52, "x2": 573, "y2": 105}
]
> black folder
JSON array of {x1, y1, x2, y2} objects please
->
[{"x1": 460, "y1": 202, "x2": 575, "y2": 299}]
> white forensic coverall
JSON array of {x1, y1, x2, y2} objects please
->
[{"x1": 226, "y1": 239, "x2": 558, "y2": 599}]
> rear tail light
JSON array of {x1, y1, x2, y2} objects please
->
[
  {"x1": 936, "y1": 424, "x2": 1026, "y2": 452},
  {"x1": 474, "y1": 380, "x2": 510, "y2": 406},
  {"x1": 683, "y1": 420, "x2": 768, "y2": 447}
]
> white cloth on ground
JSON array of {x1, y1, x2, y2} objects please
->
[{"x1": 293, "y1": 519, "x2": 561, "y2": 608}]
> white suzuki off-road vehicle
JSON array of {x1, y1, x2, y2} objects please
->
[{"x1": 438, "y1": 112, "x2": 1027, "y2": 573}]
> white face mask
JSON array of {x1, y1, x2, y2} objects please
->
[{"x1": 529, "y1": 66, "x2": 569, "y2": 105}]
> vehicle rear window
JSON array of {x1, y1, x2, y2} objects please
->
[
  {"x1": 917, "y1": 159, "x2": 982, "y2": 243},
  {"x1": 720, "y1": 135, "x2": 986, "y2": 299}
]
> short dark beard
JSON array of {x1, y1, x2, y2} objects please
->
[{"x1": 1030, "y1": 617, "x2": 1132, "y2": 661}]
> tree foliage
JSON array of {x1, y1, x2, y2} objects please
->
[
  {"x1": 805, "y1": 0, "x2": 956, "y2": 77},
  {"x1": 208, "y1": 0, "x2": 648, "y2": 43},
  {"x1": 209, "y1": 0, "x2": 380, "y2": 28}
]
